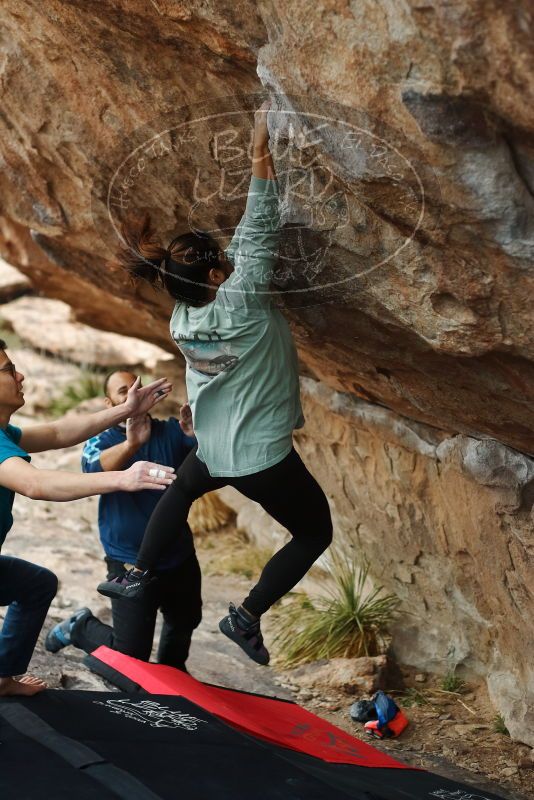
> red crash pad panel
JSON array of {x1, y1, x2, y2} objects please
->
[{"x1": 91, "y1": 646, "x2": 411, "y2": 769}]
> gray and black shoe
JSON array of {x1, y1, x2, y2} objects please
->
[
  {"x1": 218, "y1": 603, "x2": 270, "y2": 666},
  {"x1": 45, "y1": 607, "x2": 92, "y2": 653}
]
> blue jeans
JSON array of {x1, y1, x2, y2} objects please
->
[{"x1": 0, "y1": 555, "x2": 58, "y2": 677}]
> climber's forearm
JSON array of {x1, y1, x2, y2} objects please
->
[{"x1": 252, "y1": 144, "x2": 276, "y2": 180}]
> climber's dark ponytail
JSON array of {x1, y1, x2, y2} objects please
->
[
  {"x1": 113, "y1": 214, "x2": 224, "y2": 307},
  {"x1": 112, "y1": 213, "x2": 166, "y2": 288}
]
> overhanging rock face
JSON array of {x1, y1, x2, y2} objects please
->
[
  {"x1": 0, "y1": 0, "x2": 533, "y2": 741},
  {"x1": 298, "y1": 379, "x2": 534, "y2": 748},
  {"x1": 0, "y1": 1, "x2": 533, "y2": 449}
]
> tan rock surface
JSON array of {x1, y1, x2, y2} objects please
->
[
  {"x1": 5, "y1": 347, "x2": 84, "y2": 414},
  {"x1": 0, "y1": 258, "x2": 31, "y2": 302},
  {"x1": 0, "y1": 0, "x2": 533, "y2": 751},
  {"x1": 302, "y1": 379, "x2": 534, "y2": 747},
  {"x1": 282, "y1": 655, "x2": 394, "y2": 694},
  {"x1": 1, "y1": 296, "x2": 173, "y2": 369}
]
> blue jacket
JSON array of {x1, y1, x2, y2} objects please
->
[{"x1": 82, "y1": 418, "x2": 195, "y2": 568}]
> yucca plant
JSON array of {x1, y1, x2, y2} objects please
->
[{"x1": 272, "y1": 554, "x2": 400, "y2": 668}]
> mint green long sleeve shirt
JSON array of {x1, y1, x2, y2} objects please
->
[{"x1": 170, "y1": 175, "x2": 304, "y2": 477}]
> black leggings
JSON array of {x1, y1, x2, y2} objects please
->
[
  {"x1": 137, "y1": 447, "x2": 333, "y2": 617},
  {"x1": 71, "y1": 555, "x2": 201, "y2": 670}
]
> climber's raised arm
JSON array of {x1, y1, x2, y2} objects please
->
[
  {"x1": 251, "y1": 101, "x2": 276, "y2": 180},
  {"x1": 224, "y1": 101, "x2": 277, "y2": 267},
  {"x1": 221, "y1": 102, "x2": 280, "y2": 297}
]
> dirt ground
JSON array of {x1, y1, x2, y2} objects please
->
[{"x1": 0, "y1": 377, "x2": 532, "y2": 799}]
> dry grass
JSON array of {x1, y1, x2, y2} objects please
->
[
  {"x1": 395, "y1": 682, "x2": 474, "y2": 715},
  {"x1": 203, "y1": 530, "x2": 273, "y2": 581},
  {"x1": 189, "y1": 492, "x2": 234, "y2": 534}
]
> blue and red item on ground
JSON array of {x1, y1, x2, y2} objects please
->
[{"x1": 363, "y1": 690, "x2": 409, "y2": 739}]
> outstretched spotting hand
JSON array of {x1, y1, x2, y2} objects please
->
[
  {"x1": 179, "y1": 403, "x2": 194, "y2": 437},
  {"x1": 123, "y1": 376, "x2": 172, "y2": 418},
  {"x1": 120, "y1": 461, "x2": 176, "y2": 492}
]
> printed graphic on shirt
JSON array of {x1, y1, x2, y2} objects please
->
[
  {"x1": 82, "y1": 435, "x2": 103, "y2": 465},
  {"x1": 173, "y1": 331, "x2": 238, "y2": 377},
  {"x1": 93, "y1": 699, "x2": 208, "y2": 730}
]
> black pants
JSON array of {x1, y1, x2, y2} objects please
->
[
  {"x1": 71, "y1": 554, "x2": 202, "y2": 671},
  {"x1": 136, "y1": 447, "x2": 333, "y2": 618}
]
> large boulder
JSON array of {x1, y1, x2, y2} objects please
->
[
  {"x1": 0, "y1": 0, "x2": 533, "y2": 743},
  {"x1": 222, "y1": 376, "x2": 534, "y2": 745},
  {"x1": 0, "y1": 1, "x2": 532, "y2": 448}
]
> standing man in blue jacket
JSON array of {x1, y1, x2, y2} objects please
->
[{"x1": 46, "y1": 370, "x2": 202, "y2": 672}]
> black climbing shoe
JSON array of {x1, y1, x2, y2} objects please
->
[
  {"x1": 218, "y1": 603, "x2": 270, "y2": 666},
  {"x1": 97, "y1": 568, "x2": 156, "y2": 601}
]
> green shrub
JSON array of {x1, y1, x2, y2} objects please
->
[
  {"x1": 272, "y1": 554, "x2": 400, "y2": 668},
  {"x1": 493, "y1": 713, "x2": 510, "y2": 736},
  {"x1": 48, "y1": 371, "x2": 102, "y2": 416},
  {"x1": 440, "y1": 669, "x2": 465, "y2": 694},
  {"x1": 0, "y1": 318, "x2": 24, "y2": 350}
]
